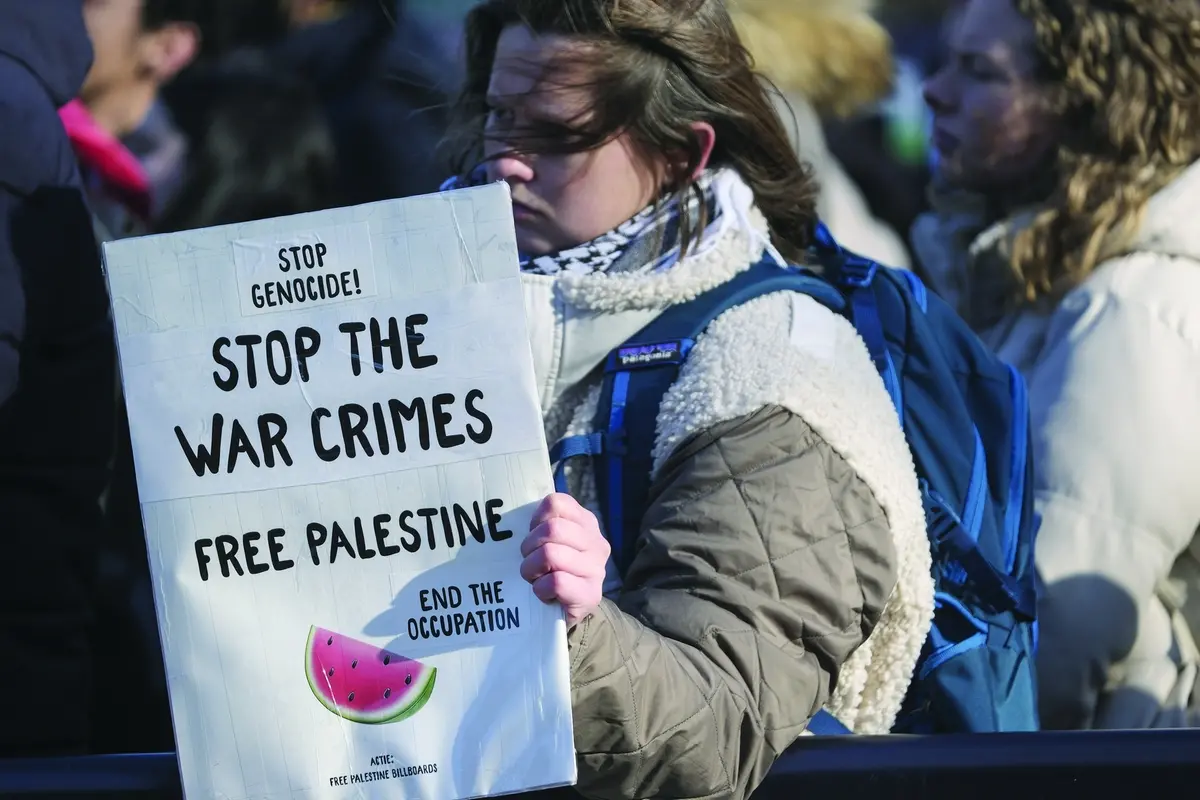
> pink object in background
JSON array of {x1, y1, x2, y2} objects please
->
[{"x1": 58, "y1": 98, "x2": 152, "y2": 221}]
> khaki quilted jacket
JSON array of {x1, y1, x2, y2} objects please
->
[{"x1": 517, "y1": 172, "x2": 934, "y2": 800}]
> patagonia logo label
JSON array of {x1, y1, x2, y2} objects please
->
[{"x1": 616, "y1": 341, "x2": 687, "y2": 369}]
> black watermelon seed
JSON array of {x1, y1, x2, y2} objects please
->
[
  {"x1": 384, "y1": 688, "x2": 391, "y2": 699},
  {"x1": 327, "y1": 668, "x2": 334, "y2": 677},
  {"x1": 383, "y1": 655, "x2": 390, "y2": 665},
  {"x1": 347, "y1": 692, "x2": 355, "y2": 702},
  {"x1": 405, "y1": 674, "x2": 412, "y2": 686},
  {"x1": 326, "y1": 636, "x2": 333, "y2": 646},
  {"x1": 351, "y1": 659, "x2": 358, "y2": 669}
]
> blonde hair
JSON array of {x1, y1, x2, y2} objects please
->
[
  {"x1": 1009, "y1": 0, "x2": 1200, "y2": 303},
  {"x1": 729, "y1": 0, "x2": 894, "y2": 118}
]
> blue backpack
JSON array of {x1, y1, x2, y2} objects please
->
[{"x1": 549, "y1": 223, "x2": 1041, "y2": 734}]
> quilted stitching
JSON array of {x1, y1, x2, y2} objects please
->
[{"x1": 565, "y1": 405, "x2": 896, "y2": 800}]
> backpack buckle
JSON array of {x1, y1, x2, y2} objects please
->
[
  {"x1": 839, "y1": 256, "x2": 879, "y2": 289},
  {"x1": 921, "y1": 483, "x2": 965, "y2": 548},
  {"x1": 927, "y1": 504, "x2": 963, "y2": 549}
]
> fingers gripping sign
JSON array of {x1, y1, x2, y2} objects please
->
[{"x1": 520, "y1": 493, "x2": 611, "y2": 629}]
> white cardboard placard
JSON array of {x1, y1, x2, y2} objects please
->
[{"x1": 103, "y1": 182, "x2": 576, "y2": 800}]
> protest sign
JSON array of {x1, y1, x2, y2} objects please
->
[{"x1": 102, "y1": 182, "x2": 576, "y2": 799}]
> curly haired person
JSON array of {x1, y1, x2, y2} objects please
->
[{"x1": 913, "y1": 0, "x2": 1200, "y2": 730}]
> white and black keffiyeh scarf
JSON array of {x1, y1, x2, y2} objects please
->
[{"x1": 441, "y1": 169, "x2": 724, "y2": 277}]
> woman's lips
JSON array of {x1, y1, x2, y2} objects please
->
[
  {"x1": 932, "y1": 126, "x2": 959, "y2": 155},
  {"x1": 512, "y1": 201, "x2": 540, "y2": 221}
]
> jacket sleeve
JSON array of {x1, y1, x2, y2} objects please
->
[
  {"x1": 1030, "y1": 276, "x2": 1200, "y2": 730},
  {"x1": 0, "y1": 184, "x2": 26, "y2": 408},
  {"x1": 566, "y1": 404, "x2": 897, "y2": 800}
]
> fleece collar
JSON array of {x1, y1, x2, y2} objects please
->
[{"x1": 518, "y1": 168, "x2": 784, "y2": 415}]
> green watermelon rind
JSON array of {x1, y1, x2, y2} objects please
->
[{"x1": 304, "y1": 626, "x2": 438, "y2": 725}]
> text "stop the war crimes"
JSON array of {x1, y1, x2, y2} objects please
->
[{"x1": 173, "y1": 313, "x2": 496, "y2": 478}]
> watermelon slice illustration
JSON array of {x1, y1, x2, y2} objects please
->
[{"x1": 305, "y1": 626, "x2": 437, "y2": 724}]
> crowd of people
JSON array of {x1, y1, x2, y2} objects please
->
[{"x1": 2, "y1": 0, "x2": 1199, "y2": 797}]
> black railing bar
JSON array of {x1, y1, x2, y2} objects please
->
[
  {"x1": 774, "y1": 729, "x2": 1200, "y2": 774},
  {"x1": 3, "y1": 731, "x2": 1200, "y2": 794},
  {"x1": 0, "y1": 753, "x2": 180, "y2": 795}
]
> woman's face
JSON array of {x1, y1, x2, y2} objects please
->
[
  {"x1": 483, "y1": 26, "x2": 665, "y2": 257},
  {"x1": 923, "y1": 0, "x2": 1060, "y2": 195}
]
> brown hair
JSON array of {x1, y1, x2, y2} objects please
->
[
  {"x1": 1009, "y1": 0, "x2": 1200, "y2": 303},
  {"x1": 442, "y1": 0, "x2": 820, "y2": 263}
]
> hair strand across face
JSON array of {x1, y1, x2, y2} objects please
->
[{"x1": 442, "y1": 0, "x2": 821, "y2": 264}]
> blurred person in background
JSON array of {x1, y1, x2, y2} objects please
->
[
  {"x1": 156, "y1": 53, "x2": 344, "y2": 232},
  {"x1": 813, "y1": 0, "x2": 957, "y2": 270},
  {"x1": 71, "y1": 0, "x2": 211, "y2": 755},
  {"x1": 70, "y1": 0, "x2": 204, "y2": 240},
  {"x1": 269, "y1": 0, "x2": 459, "y2": 204},
  {"x1": 731, "y1": 0, "x2": 912, "y2": 269},
  {"x1": 914, "y1": 0, "x2": 1200, "y2": 730},
  {"x1": 878, "y1": 0, "x2": 959, "y2": 82},
  {"x1": 0, "y1": 0, "x2": 117, "y2": 756}
]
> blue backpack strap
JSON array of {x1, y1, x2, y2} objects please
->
[
  {"x1": 807, "y1": 709, "x2": 853, "y2": 736},
  {"x1": 548, "y1": 257, "x2": 844, "y2": 574},
  {"x1": 548, "y1": 434, "x2": 605, "y2": 494},
  {"x1": 811, "y1": 223, "x2": 902, "y2": 416}
]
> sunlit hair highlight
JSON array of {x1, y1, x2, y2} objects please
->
[{"x1": 1009, "y1": 0, "x2": 1200, "y2": 302}]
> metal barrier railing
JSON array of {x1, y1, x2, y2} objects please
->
[{"x1": 2, "y1": 730, "x2": 1199, "y2": 798}]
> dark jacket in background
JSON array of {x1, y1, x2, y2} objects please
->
[
  {"x1": 268, "y1": 0, "x2": 457, "y2": 204},
  {"x1": 0, "y1": 0, "x2": 117, "y2": 756},
  {"x1": 164, "y1": 1, "x2": 456, "y2": 207}
]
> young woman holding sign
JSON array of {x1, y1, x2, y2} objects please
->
[{"x1": 441, "y1": 1, "x2": 934, "y2": 796}]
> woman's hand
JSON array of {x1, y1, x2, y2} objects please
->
[{"x1": 520, "y1": 493, "x2": 611, "y2": 629}]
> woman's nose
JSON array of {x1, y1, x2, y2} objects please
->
[
  {"x1": 486, "y1": 152, "x2": 535, "y2": 185},
  {"x1": 923, "y1": 70, "x2": 954, "y2": 114}
]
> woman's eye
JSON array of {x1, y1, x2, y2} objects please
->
[
  {"x1": 486, "y1": 106, "x2": 515, "y2": 127},
  {"x1": 961, "y1": 55, "x2": 995, "y2": 80}
]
